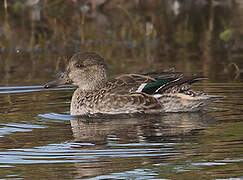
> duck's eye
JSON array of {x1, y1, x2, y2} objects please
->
[
  {"x1": 76, "y1": 64, "x2": 84, "y2": 68},
  {"x1": 60, "y1": 73, "x2": 66, "y2": 79}
]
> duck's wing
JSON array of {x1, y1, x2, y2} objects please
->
[
  {"x1": 139, "y1": 75, "x2": 207, "y2": 95},
  {"x1": 107, "y1": 72, "x2": 206, "y2": 95},
  {"x1": 106, "y1": 71, "x2": 183, "y2": 95},
  {"x1": 101, "y1": 73, "x2": 207, "y2": 113},
  {"x1": 106, "y1": 74, "x2": 156, "y2": 94}
]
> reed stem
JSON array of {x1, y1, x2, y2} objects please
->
[{"x1": 4, "y1": 0, "x2": 7, "y2": 9}]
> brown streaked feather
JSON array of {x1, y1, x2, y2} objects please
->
[
  {"x1": 105, "y1": 74, "x2": 157, "y2": 94},
  {"x1": 116, "y1": 74, "x2": 156, "y2": 83},
  {"x1": 94, "y1": 92, "x2": 162, "y2": 114}
]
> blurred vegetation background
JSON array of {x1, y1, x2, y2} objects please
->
[{"x1": 0, "y1": 0, "x2": 243, "y2": 85}]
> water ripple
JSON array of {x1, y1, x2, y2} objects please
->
[
  {"x1": 38, "y1": 113, "x2": 72, "y2": 121},
  {"x1": 0, "y1": 85, "x2": 75, "y2": 94},
  {"x1": 0, "y1": 142, "x2": 180, "y2": 164},
  {"x1": 0, "y1": 123, "x2": 45, "y2": 137}
]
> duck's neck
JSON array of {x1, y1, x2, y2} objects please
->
[
  {"x1": 86, "y1": 81, "x2": 107, "y2": 92},
  {"x1": 74, "y1": 67, "x2": 108, "y2": 92},
  {"x1": 77, "y1": 77, "x2": 108, "y2": 92}
]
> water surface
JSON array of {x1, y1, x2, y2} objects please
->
[{"x1": 0, "y1": 1, "x2": 243, "y2": 179}]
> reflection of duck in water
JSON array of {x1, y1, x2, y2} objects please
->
[
  {"x1": 44, "y1": 52, "x2": 218, "y2": 115},
  {"x1": 70, "y1": 113, "x2": 216, "y2": 144},
  {"x1": 69, "y1": 113, "x2": 216, "y2": 179}
]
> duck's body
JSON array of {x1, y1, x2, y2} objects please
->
[{"x1": 44, "y1": 52, "x2": 217, "y2": 116}]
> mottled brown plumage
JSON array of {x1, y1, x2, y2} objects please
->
[{"x1": 44, "y1": 51, "x2": 218, "y2": 115}]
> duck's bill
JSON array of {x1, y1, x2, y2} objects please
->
[
  {"x1": 44, "y1": 78, "x2": 67, "y2": 88},
  {"x1": 44, "y1": 76, "x2": 73, "y2": 88},
  {"x1": 44, "y1": 72, "x2": 73, "y2": 88}
]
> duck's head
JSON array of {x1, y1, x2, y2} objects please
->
[{"x1": 44, "y1": 52, "x2": 108, "y2": 91}]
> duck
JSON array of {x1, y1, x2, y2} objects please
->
[{"x1": 44, "y1": 51, "x2": 217, "y2": 116}]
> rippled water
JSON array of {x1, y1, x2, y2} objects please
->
[
  {"x1": 1, "y1": 0, "x2": 243, "y2": 179},
  {"x1": 0, "y1": 83, "x2": 242, "y2": 179}
]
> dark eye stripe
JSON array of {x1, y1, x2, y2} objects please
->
[{"x1": 76, "y1": 64, "x2": 84, "y2": 68}]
